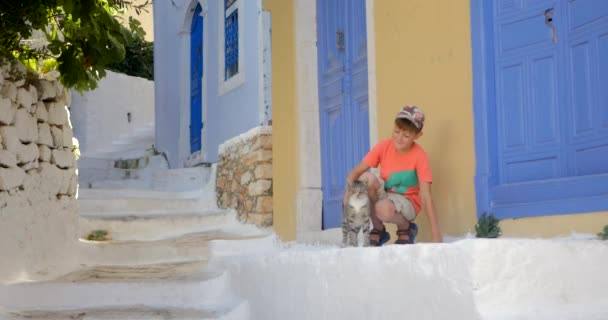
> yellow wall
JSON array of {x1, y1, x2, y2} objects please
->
[
  {"x1": 264, "y1": 0, "x2": 298, "y2": 241},
  {"x1": 374, "y1": 0, "x2": 608, "y2": 240},
  {"x1": 374, "y1": 0, "x2": 477, "y2": 241}
]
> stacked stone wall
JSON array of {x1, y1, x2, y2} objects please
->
[
  {"x1": 216, "y1": 127, "x2": 272, "y2": 227},
  {"x1": 0, "y1": 61, "x2": 78, "y2": 283}
]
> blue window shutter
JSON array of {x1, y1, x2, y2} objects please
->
[{"x1": 225, "y1": 8, "x2": 238, "y2": 79}]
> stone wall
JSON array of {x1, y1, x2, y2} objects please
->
[
  {"x1": 216, "y1": 127, "x2": 273, "y2": 227},
  {"x1": 0, "y1": 61, "x2": 78, "y2": 283}
]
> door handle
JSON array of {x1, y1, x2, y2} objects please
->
[
  {"x1": 336, "y1": 30, "x2": 345, "y2": 50},
  {"x1": 544, "y1": 8, "x2": 557, "y2": 44}
]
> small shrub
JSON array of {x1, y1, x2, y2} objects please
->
[
  {"x1": 86, "y1": 230, "x2": 110, "y2": 241},
  {"x1": 598, "y1": 225, "x2": 608, "y2": 240},
  {"x1": 475, "y1": 213, "x2": 502, "y2": 238}
]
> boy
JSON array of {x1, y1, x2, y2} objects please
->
[{"x1": 343, "y1": 105, "x2": 442, "y2": 245}]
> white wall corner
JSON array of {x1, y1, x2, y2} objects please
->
[
  {"x1": 294, "y1": 0, "x2": 322, "y2": 233},
  {"x1": 259, "y1": 9, "x2": 272, "y2": 126},
  {"x1": 296, "y1": 189, "x2": 323, "y2": 234},
  {"x1": 178, "y1": 29, "x2": 191, "y2": 167}
]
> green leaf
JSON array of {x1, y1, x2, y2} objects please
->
[{"x1": 475, "y1": 213, "x2": 502, "y2": 239}]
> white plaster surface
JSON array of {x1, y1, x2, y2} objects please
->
[
  {"x1": 0, "y1": 62, "x2": 79, "y2": 285},
  {"x1": 211, "y1": 238, "x2": 608, "y2": 320},
  {"x1": 217, "y1": 126, "x2": 271, "y2": 155},
  {"x1": 70, "y1": 71, "x2": 154, "y2": 159},
  {"x1": 0, "y1": 193, "x2": 79, "y2": 284}
]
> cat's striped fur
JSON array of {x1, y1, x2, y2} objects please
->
[{"x1": 342, "y1": 180, "x2": 371, "y2": 247}]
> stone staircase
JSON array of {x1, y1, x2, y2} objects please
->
[{"x1": 0, "y1": 164, "x2": 275, "y2": 320}]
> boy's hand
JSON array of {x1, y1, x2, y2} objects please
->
[{"x1": 431, "y1": 230, "x2": 443, "y2": 243}]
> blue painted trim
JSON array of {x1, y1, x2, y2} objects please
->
[
  {"x1": 470, "y1": 0, "x2": 492, "y2": 218},
  {"x1": 470, "y1": 0, "x2": 608, "y2": 219}
]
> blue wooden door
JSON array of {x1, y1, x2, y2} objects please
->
[
  {"x1": 486, "y1": 0, "x2": 608, "y2": 217},
  {"x1": 317, "y1": 0, "x2": 369, "y2": 228},
  {"x1": 190, "y1": 4, "x2": 203, "y2": 154}
]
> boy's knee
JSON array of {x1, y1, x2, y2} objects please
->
[
  {"x1": 374, "y1": 199, "x2": 395, "y2": 221},
  {"x1": 359, "y1": 172, "x2": 380, "y2": 192}
]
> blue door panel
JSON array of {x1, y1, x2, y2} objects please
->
[
  {"x1": 318, "y1": 0, "x2": 369, "y2": 228},
  {"x1": 476, "y1": 0, "x2": 608, "y2": 218},
  {"x1": 566, "y1": 0, "x2": 608, "y2": 177},
  {"x1": 190, "y1": 4, "x2": 203, "y2": 154},
  {"x1": 568, "y1": 0, "x2": 608, "y2": 29}
]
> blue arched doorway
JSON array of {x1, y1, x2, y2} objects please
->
[{"x1": 190, "y1": 4, "x2": 204, "y2": 153}]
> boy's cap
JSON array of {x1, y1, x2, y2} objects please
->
[{"x1": 396, "y1": 105, "x2": 425, "y2": 129}]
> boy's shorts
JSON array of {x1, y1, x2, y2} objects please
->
[{"x1": 368, "y1": 172, "x2": 416, "y2": 221}]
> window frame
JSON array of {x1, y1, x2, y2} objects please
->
[{"x1": 218, "y1": 0, "x2": 245, "y2": 95}]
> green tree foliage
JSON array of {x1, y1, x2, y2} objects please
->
[
  {"x1": 0, "y1": 0, "x2": 150, "y2": 92},
  {"x1": 106, "y1": 17, "x2": 154, "y2": 80},
  {"x1": 475, "y1": 213, "x2": 502, "y2": 238}
]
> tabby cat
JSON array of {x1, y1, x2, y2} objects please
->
[{"x1": 342, "y1": 180, "x2": 371, "y2": 247}]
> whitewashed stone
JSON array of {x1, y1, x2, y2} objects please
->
[
  {"x1": 28, "y1": 84, "x2": 37, "y2": 105},
  {"x1": 0, "y1": 167, "x2": 25, "y2": 190},
  {"x1": 22, "y1": 169, "x2": 41, "y2": 193},
  {"x1": 12, "y1": 63, "x2": 26, "y2": 86},
  {"x1": 0, "y1": 97, "x2": 14, "y2": 125},
  {"x1": 47, "y1": 101, "x2": 68, "y2": 125},
  {"x1": 0, "y1": 72, "x2": 4, "y2": 85},
  {"x1": 14, "y1": 109, "x2": 38, "y2": 143},
  {"x1": 35, "y1": 101, "x2": 48, "y2": 122},
  {"x1": 0, "y1": 126, "x2": 19, "y2": 152},
  {"x1": 61, "y1": 125, "x2": 73, "y2": 148},
  {"x1": 55, "y1": 81, "x2": 64, "y2": 96},
  {"x1": 67, "y1": 170, "x2": 78, "y2": 196},
  {"x1": 35, "y1": 79, "x2": 57, "y2": 100},
  {"x1": 16, "y1": 143, "x2": 39, "y2": 164},
  {"x1": 17, "y1": 87, "x2": 33, "y2": 111},
  {"x1": 50, "y1": 125, "x2": 63, "y2": 148},
  {"x1": 38, "y1": 162, "x2": 62, "y2": 195},
  {"x1": 39, "y1": 145, "x2": 51, "y2": 162},
  {"x1": 21, "y1": 159, "x2": 39, "y2": 171},
  {"x1": 57, "y1": 169, "x2": 70, "y2": 195},
  {"x1": 0, "y1": 150, "x2": 17, "y2": 168},
  {"x1": 51, "y1": 149, "x2": 73, "y2": 169},
  {"x1": 37, "y1": 123, "x2": 53, "y2": 147},
  {"x1": 1, "y1": 82, "x2": 17, "y2": 102}
]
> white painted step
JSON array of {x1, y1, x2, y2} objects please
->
[
  {"x1": 2, "y1": 301, "x2": 250, "y2": 320},
  {"x1": 80, "y1": 210, "x2": 267, "y2": 241},
  {"x1": 208, "y1": 234, "x2": 279, "y2": 259},
  {"x1": 0, "y1": 265, "x2": 229, "y2": 311},
  {"x1": 78, "y1": 197, "x2": 217, "y2": 216},
  {"x1": 79, "y1": 230, "x2": 274, "y2": 266},
  {"x1": 78, "y1": 188, "x2": 208, "y2": 200}
]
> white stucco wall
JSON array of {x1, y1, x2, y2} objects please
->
[
  {"x1": 154, "y1": 0, "x2": 267, "y2": 167},
  {"x1": 70, "y1": 71, "x2": 155, "y2": 159},
  {"x1": 0, "y1": 61, "x2": 79, "y2": 284}
]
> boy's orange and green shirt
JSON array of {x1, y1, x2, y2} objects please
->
[{"x1": 363, "y1": 139, "x2": 432, "y2": 214}]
